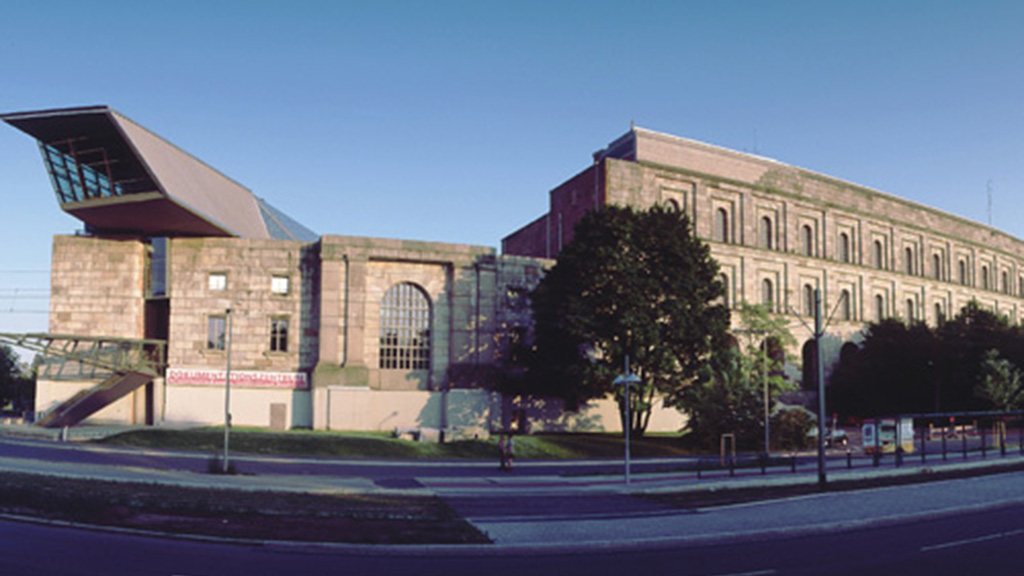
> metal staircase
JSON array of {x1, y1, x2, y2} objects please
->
[{"x1": 0, "y1": 333, "x2": 166, "y2": 428}]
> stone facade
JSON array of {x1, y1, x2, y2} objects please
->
[
  {"x1": 503, "y1": 127, "x2": 1024, "y2": 384},
  {"x1": 41, "y1": 233, "x2": 561, "y2": 432}
]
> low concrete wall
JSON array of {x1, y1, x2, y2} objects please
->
[
  {"x1": 325, "y1": 388, "x2": 687, "y2": 435},
  {"x1": 164, "y1": 385, "x2": 312, "y2": 429}
]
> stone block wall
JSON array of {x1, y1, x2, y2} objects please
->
[
  {"x1": 49, "y1": 235, "x2": 146, "y2": 338},
  {"x1": 166, "y1": 237, "x2": 310, "y2": 373}
]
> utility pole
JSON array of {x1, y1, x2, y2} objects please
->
[{"x1": 814, "y1": 289, "x2": 827, "y2": 486}]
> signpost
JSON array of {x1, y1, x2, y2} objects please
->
[{"x1": 614, "y1": 355, "x2": 642, "y2": 485}]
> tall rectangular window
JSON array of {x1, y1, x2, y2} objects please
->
[
  {"x1": 207, "y1": 315, "x2": 227, "y2": 350},
  {"x1": 270, "y1": 317, "x2": 289, "y2": 352}
]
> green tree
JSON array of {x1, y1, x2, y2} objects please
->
[
  {"x1": 975, "y1": 349, "x2": 1024, "y2": 411},
  {"x1": 523, "y1": 205, "x2": 730, "y2": 435},
  {"x1": 0, "y1": 344, "x2": 33, "y2": 413},
  {"x1": 680, "y1": 347, "x2": 763, "y2": 449},
  {"x1": 733, "y1": 301, "x2": 797, "y2": 400}
]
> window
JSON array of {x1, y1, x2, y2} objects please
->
[
  {"x1": 803, "y1": 284, "x2": 814, "y2": 316},
  {"x1": 379, "y1": 283, "x2": 431, "y2": 370},
  {"x1": 838, "y1": 233, "x2": 850, "y2": 263},
  {"x1": 840, "y1": 290, "x2": 851, "y2": 321},
  {"x1": 905, "y1": 299, "x2": 915, "y2": 322},
  {"x1": 905, "y1": 247, "x2": 915, "y2": 275},
  {"x1": 208, "y1": 272, "x2": 227, "y2": 291},
  {"x1": 875, "y1": 295, "x2": 885, "y2": 322},
  {"x1": 801, "y1": 225, "x2": 814, "y2": 256},
  {"x1": 271, "y1": 275, "x2": 290, "y2": 295},
  {"x1": 760, "y1": 216, "x2": 773, "y2": 250},
  {"x1": 933, "y1": 254, "x2": 942, "y2": 280},
  {"x1": 270, "y1": 317, "x2": 289, "y2": 352},
  {"x1": 719, "y1": 273, "x2": 730, "y2": 308},
  {"x1": 982, "y1": 266, "x2": 990, "y2": 290},
  {"x1": 207, "y1": 315, "x2": 227, "y2": 350},
  {"x1": 762, "y1": 278, "x2": 774, "y2": 308},
  {"x1": 1002, "y1": 271, "x2": 1009, "y2": 294},
  {"x1": 959, "y1": 260, "x2": 967, "y2": 285},
  {"x1": 714, "y1": 208, "x2": 729, "y2": 243},
  {"x1": 873, "y1": 240, "x2": 884, "y2": 269},
  {"x1": 665, "y1": 199, "x2": 680, "y2": 212},
  {"x1": 935, "y1": 303, "x2": 945, "y2": 326},
  {"x1": 147, "y1": 237, "x2": 167, "y2": 297}
]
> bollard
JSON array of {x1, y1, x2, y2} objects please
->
[
  {"x1": 846, "y1": 449, "x2": 852, "y2": 469},
  {"x1": 729, "y1": 457, "x2": 735, "y2": 477},
  {"x1": 982, "y1": 425, "x2": 987, "y2": 459},
  {"x1": 942, "y1": 427, "x2": 948, "y2": 461},
  {"x1": 895, "y1": 447, "x2": 903, "y2": 467},
  {"x1": 759, "y1": 452, "x2": 767, "y2": 475},
  {"x1": 872, "y1": 451, "x2": 881, "y2": 467},
  {"x1": 697, "y1": 459, "x2": 702, "y2": 480},
  {"x1": 962, "y1": 428, "x2": 967, "y2": 459},
  {"x1": 920, "y1": 427, "x2": 927, "y2": 464},
  {"x1": 791, "y1": 455, "x2": 797, "y2": 473}
]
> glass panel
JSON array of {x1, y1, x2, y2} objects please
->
[{"x1": 379, "y1": 283, "x2": 431, "y2": 370}]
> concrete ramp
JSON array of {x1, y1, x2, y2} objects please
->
[{"x1": 36, "y1": 371, "x2": 152, "y2": 428}]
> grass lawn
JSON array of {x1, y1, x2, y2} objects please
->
[
  {"x1": 96, "y1": 427, "x2": 697, "y2": 460},
  {"x1": 0, "y1": 471, "x2": 488, "y2": 544}
]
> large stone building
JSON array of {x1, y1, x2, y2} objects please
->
[
  {"x1": 8, "y1": 107, "x2": 1024, "y2": 432},
  {"x1": 504, "y1": 127, "x2": 1024, "y2": 385}
]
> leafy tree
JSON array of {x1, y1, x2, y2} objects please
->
[
  {"x1": 733, "y1": 301, "x2": 798, "y2": 400},
  {"x1": 975, "y1": 349, "x2": 1024, "y2": 411},
  {"x1": 829, "y1": 301, "x2": 1024, "y2": 417},
  {"x1": 828, "y1": 318, "x2": 939, "y2": 417},
  {"x1": 522, "y1": 205, "x2": 730, "y2": 435},
  {"x1": 936, "y1": 301, "x2": 1022, "y2": 412},
  {"x1": 680, "y1": 347, "x2": 763, "y2": 449},
  {"x1": 0, "y1": 344, "x2": 33, "y2": 413}
]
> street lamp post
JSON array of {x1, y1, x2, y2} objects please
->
[
  {"x1": 222, "y1": 307, "x2": 233, "y2": 474},
  {"x1": 614, "y1": 355, "x2": 641, "y2": 485}
]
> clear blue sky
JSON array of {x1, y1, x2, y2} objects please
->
[{"x1": 2, "y1": 1, "x2": 1023, "y2": 339}]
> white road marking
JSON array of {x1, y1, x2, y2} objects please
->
[{"x1": 920, "y1": 528, "x2": 1024, "y2": 552}]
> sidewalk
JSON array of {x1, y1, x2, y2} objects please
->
[{"x1": 2, "y1": 424, "x2": 1024, "y2": 549}]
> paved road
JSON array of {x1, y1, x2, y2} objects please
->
[
  {"x1": 2, "y1": 501, "x2": 1024, "y2": 575},
  {"x1": 3, "y1": 426, "x2": 1024, "y2": 552}
]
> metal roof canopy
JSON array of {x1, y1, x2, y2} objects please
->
[{"x1": 1, "y1": 106, "x2": 281, "y2": 239}]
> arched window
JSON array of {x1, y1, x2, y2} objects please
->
[
  {"x1": 875, "y1": 294, "x2": 885, "y2": 322},
  {"x1": 838, "y1": 233, "x2": 850, "y2": 263},
  {"x1": 762, "y1": 278, "x2": 774, "y2": 309},
  {"x1": 379, "y1": 283, "x2": 431, "y2": 370},
  {"x1": 803, "y1": 284, "x2": 814, "y2": 316},
  {"x1": 959, "y1": 260, "x2": 967, "y2": 285},
  {"x1": 719, "y1": 273, "x2": 730, "y2": 308},
  {"x1": 840, "y1": 289, "x2": 851, "y2": 321},
  {"x1": 905, "y1": 298, "x2": 915, "y2": 322},
  {"x1": 904, "y1": 247, "x2": 915, "y2": 275},
  {"x1": 982, "y1": 266, "x2": 990, "y2": 290},
  {"x1": 801, "y1": 340, "x2": 818, "y2": 391},
  {"x1": 714, "y1": 208, "x2": 729, "y2": 243},
  {"x1": 873, "y1": 240, "x2": 884, "y2": 269},
  {"x1": 933, "y1": 254, "x2": 942, "y2": 280},
  {"x1": 760, "y1": 216, "x2": 773, "y2": 249},
  {"x1": 802, "y1": 225, "x2": 814, "y2": 256}
]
